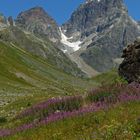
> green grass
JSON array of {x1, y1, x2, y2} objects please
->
[
  {"x1": 93, "y1": 69, "x2": 127, "y2": 85},
  {"x1": 4, "y1": 101, "x2": 140, "y2": 140}
]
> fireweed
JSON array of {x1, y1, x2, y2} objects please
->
[
  {"x1": 16, "y1": 95, "x2": 83, "y2": 119},
  {"x1": 0, "y1": 83, "x2": 140, "y2": 137}
]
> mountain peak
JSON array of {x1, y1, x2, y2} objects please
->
[
  {"x1": 17, "y1": 6, "x2": 48, "y2": 20},
  {"x1": 26, "y1": 6, "x2": 46, "y2": 14},
  {"x1": 16, "y1": 7, "x2": 61, "y2": 42},
  {"x1": 85, "y1": 0, "x2": 124, "y2": 7}
]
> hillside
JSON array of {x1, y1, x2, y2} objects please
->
[
  {"x1": 0, "y1": 26, "x2": 85, "y2": 77},
  {"x1": 1, "y1": 82, "x2": 140, "y2": 139},
  {"x1": 0, "y1": 1, "x2": 140, "y2": 140},
  {"x1": 0, "y1": 41, "x2": 96, "y2": 120}
]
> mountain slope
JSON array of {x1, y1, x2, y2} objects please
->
[
  {"x1": 0, "y1": 41, "x2": 96, "y2": 118},
  {"x1": 61, "y1": 0, "x2": 140, "y2": 73},
  {"x1": 0, "y1": 25, "x2": 85, "y2": 77}
]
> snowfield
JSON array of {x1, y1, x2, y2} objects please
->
[{"x1": 59, "y1": 27, "x2": 82, "y2": 52}]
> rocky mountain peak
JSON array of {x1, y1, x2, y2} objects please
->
[
  {"x1": 60, "y1": 0, "x2": 140, "y2": 74},
  {"x1": 16, "y1": 7, "x2": 61, "y2": 42},
  {"x1": 18, "y1": 6, "x2": 48, "y2": 19},
  {"x1": 62, "y1": 0, "x2": 126, "y2": 39}
]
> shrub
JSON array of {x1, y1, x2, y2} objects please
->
[
  {"x1": 0, "y1": 117, "x2": 7, "y2": 123},
  {"x1": 86, "y1": 83, "x2": 127, "y2": 104},
  {"x1": 41, "y1": 96, "x2": 83, "y2": 117},
  {"x1": 17, "y1": 95, "x2": 83, "y2": 119},
  {"x1": 87, "y1": 91, "x2": 111, "y2": 102}
]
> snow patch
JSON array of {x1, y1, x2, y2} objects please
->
[
  {"x1": 86, "y1": 0, "x2": 100, "y2": 4},
  {"x1": 109, "y1": 24, "x2": 114, "y2": 29},
  {"x1": 59, "y1": 27, "x2": 82, "y2": 52},
  {"x1": 61, "y1": 49, "x2": 67, "y2": 53}
]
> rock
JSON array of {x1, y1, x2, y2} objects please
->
[
  {"x1": 119, "y1": 37, "x2": 140, "y2": 83},
  {"x1": 15, "y1": 7, "x2": 61, "y2": 43},
  {"x1": 8, "y1": 16, "x2": 14, "y2": 26},
  {"x1": 0, "y1": 13, "x2": 6, "y2": 24}
]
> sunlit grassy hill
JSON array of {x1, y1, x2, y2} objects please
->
[{"x1": 0, "y1": 41, "x2": 97, "y2": 119}]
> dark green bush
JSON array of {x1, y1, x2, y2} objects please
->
[
  {"x1": 87, "y1": 91, "x2": 112, "y2": 102},
  {"x1": 0, "y1": 117, "x2": 7, "y2": 123}
]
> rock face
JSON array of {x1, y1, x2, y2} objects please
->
[
  {"x1": 119, "y1": 37, "x2": 140, "y2": 83},
  {"x1": 63, "y1": 0, "x2": 126, "y2": 39},
  {"x1": 0, "y1": 13, "x2": 6, "y2": 24},
  {"x1": 16, "y1": 7, "x2": 61, "y2": 43},
  {"x1": 61, "y1": 0, "x2": 140, "y2": 72},
  {"x1": 8, "y1": 16, "x2": 14, "y2": 26},
  {"x1": 0, "y1": 13, "x2": 7, "y2": 30}
]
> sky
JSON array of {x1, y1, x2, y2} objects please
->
[{"x1": 0, "y1": 0, "x2": 139, "y2": 25}]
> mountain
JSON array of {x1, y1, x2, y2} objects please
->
[
  {"x1": 1, "y1": 1, "x2": 140, "y2": 77},
  {"x1": 15, "y1": 7, "x2": 61, "y2": 43},
  {"x1": 119, "y1": 37, "x2": 140, "y2": 83},
  {"x1": 0, "y1": 9, "x2": 95, "y2": 120},
  {"x1": 0, "y1": 27, "x2": 85, "y2": 77},
  {"x1": 14, "y1": 1, "x2": 140, "y2": 76},
  {"x1": 61, "y1": 0, "x2": 140, "y2": 73}
]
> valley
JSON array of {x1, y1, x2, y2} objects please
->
[{"x1": 0, "y1": 0, "x2": 140, "y2": 139}]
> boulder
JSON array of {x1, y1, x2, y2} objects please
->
[{"x1": 119, "y1": 37, "x2": 140, "y2": 83}]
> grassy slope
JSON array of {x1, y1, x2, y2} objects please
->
[
  {"x1": 4, "y1": 102, "x2": 140, "y2": 140},
  {"x1": 0, "y1": 41, "x2": 96, "y2": 119},
  {"x1": 92, "y1": 69, "x2": 125, "y2": 85},
  {"x1": 1, "y1": 41, "x2": 137, "y2": 140}
]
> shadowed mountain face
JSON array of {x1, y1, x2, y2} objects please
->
[
  {"x1": 15, "y1": 7, "x2": 61, "y2": 43},
  {"x1": 62, "y1": 0, "x2": 126, "y2": 38},
  {"x1": 61, "y1": 0, "x2": 140, "y2": 72}
]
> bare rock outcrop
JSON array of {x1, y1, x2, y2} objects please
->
[
  {"x1": 8, "y1": 16, "x2": 14, "y2": 26},
  {"x1": 119, "y1": 37, "x2": 140, "y2": 83}
]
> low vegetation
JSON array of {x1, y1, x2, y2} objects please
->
[
  {"x1": 0, "y1": 42, "x2": 139, "y2": 140},
  {"x1": 0, "y1": 81, "x2": 140, "y2": 139}
]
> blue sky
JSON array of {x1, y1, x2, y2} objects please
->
[{"x1": 0, "y1": 0, "x2": 139, "y2": 25}]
